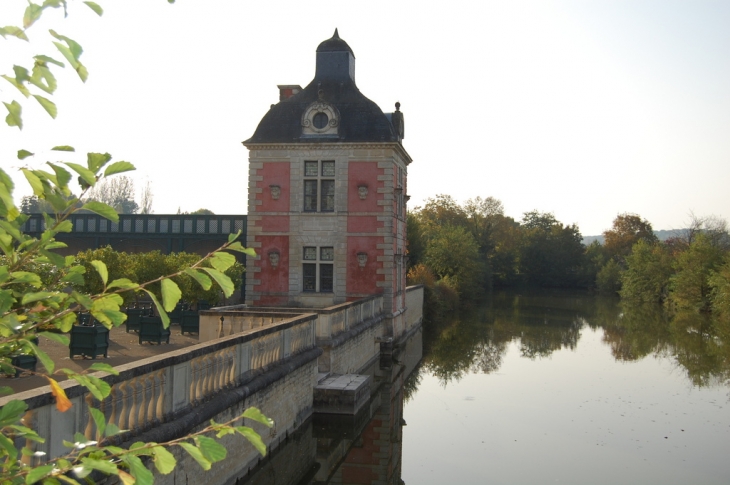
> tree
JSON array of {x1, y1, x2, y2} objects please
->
[
  {"x1": 85, "y1": 175, "x2": 139, "y2": 214},
  {"x1": 669, "y1": 234, "x2": 726, "y2": 312},
  {"x1": 1, "y1": 152, "x2": 264, "y2": 483},
  {"x1": 1, "y1": 2, "x2": 268, "y2": 482},
  {"x1": 603, "y1": 213, "x2": 657, "y2": 262},
  {"x1": 620, "y1": 240, "x2": 673, "y2": 303},
  {"x1": 140, "y1": 180, "x2": 154, "y2": 214},
  {"x1": 423, "y1": 224, "x2": 484, "y2": 299},
  {"x1": 20, "y1": 195, "x2": 53, "y2": 213},
  {"x1": 189, "y1": 208, "x2": 215, "y2": 215},
  {"x1": 518, "y1": 211, "x2": 584, "y2": 287},
  {"x1": 414, "y1": 194, "x2": 468, "y2": 232}
]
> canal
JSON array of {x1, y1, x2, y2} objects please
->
[{"x1": 238, "y1": 290, "x2": 730, "y2": 484}]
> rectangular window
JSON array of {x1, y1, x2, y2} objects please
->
[
  {"x1": 302, "y1": 246, "x2": 334, "y2": 292},
  {"x1": 303, "y1": 160, "x2": 335, "y2": 212}
]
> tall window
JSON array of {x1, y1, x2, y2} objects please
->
[
  {"x1": 304, "y1": 160, "x2": 335, "y2": 212},
  {"x1": 303, "y1": 246, "x2": 334, "y2": 292}
]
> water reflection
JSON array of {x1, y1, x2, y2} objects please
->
[
  {"x1": 236, "y1": 329, "x2": 422, "y2": 485},
  {"x1": 423, "y1": 289, "x2": 730, "y2": 389}
]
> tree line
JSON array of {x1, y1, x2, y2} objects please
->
[{"x1": 406, "y1": 195, "x2": 730, "y2": 318}]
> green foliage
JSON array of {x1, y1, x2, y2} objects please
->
[
  {"x1": 423, "y1": 224, "x2": 484, "y2": 299},
  {"x1": 620, "y1": 240, "x2": 673, "y2": 303},
  {"x1": 518, "y1": 211, "x2": 584, "y2": 288},
  {"x1": 0, "y1": 149, "x2": 261, "y2": 482},
  {"x1": 709, "y1": 254, "x2": 730, "y2": 320},
  {"x1": 668, "y1": 234, "x2": 726, "y2": 312},
  {"x1": 596, "y1": 259, "x2": 623, "y2": 295}
]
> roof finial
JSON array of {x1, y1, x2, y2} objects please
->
[{"x1": 333, "y1": 28, "x2": 340, "y2": 39}]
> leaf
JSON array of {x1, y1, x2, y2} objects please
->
[
  {"x1": 184, "y1": 268, "x2": 212, "y2": 290},
  {"x1": 123, "y1": 454, "x2": 154, "y2": 485},
  {"x1": 152, "y1": 446, "x2": 176, "y2": 474},
  {"x1": 56, "y1": 312, "x2": 76, "y2": 332},
  {"x1": 80, "y1": 201, "x2": 118, "y2": 222},
  {"x1": 236, "y1": 426, "x2": 267, "y2": 456},
  {"x1": 242, "y1": 407, "x2": 274, "y2": 427},
  {"x1": 83, "y1": 1, "x2": 103, "y2": 16},
  {"x1": 9, "y1": 271, "x2": 42, "y2": 287},
  {"x1": 47, "y1": 163, "x2": 72, "y2": 189},
  {"x1": 209, "y1": 252, "x2": 236, "y2": 272},
  {"x1": 23, "y1": 3, "x2": 43, "y2": 29},
  {"x1": 0, "y1": 26, "x2": 29, "y2": 41},
  {"x1": 21, "y1": 290, "x2": 56, "y2": 305},
  {"x1": 86, "y1": 152, "x2": 112, "y2": 173},
  {"x1": 72, "y1": 374, "x2": 110, "y2": 401},
  {"x1": 37, "y1": 331, "x2": 69, "y2": 346},
  {"x1": 35, "y1": 54, "x2": 64, "y2": 67},
  {"x1": 25, "y1": 464, "x2": 54, "y2": 484},
  {"x1": 105, "y1": 423, "x2": 121, "y2": 437},
  {"x1": 49, "y1": 31, "x2": 83, "y2": 60},
  {"x1": 228, "y1": 230, "x2": 242, "y2": 243},
  {"x1": 81, "y1": 457, "x2": 118, "y2": 475},
  {"x1": 201, "y1": 268, "x2": 234, "y2": 297},
  {"x1": 64, "y1": 162, "x2": 96, "y2": 187},
  {"x1": 226, "y1": 242, "x2": 257, "y2": 257},
  {"x1": 88, "y1": 363, "x2": 118, "y2": 375},
  {"x1": 0, "y1": 386, "x2": 13, "y2": 396},
  {"x1": 88, "y1": 407, "x2": 106, "y2": 437},
  {"x1": 4, "y1": 100, "x2": 23, "y2": 130},
  {"x1": 1, "y1": 75, "x2": 28, "y2": 97},
  {"x1": 28, "y1": 341, "x2": 54, "y2": 374},
  {"x1": 29, "y1": 63, "x2": 57, "y2": 94},
  {"x1": 118, "y1": 470, "x2": 135, "y2": 485},
  {"x1": 33, "y1": 95, "x2": 57, "y2": 118},
  {"x1": 21, "y1": 169, "x2": 45, "y2": 197},
  {"x1": 90, "y1": 260, "x2": 108, "y2": 285},
  {"x1": 179, "y1": 442, "x2": 211, "y2": 470},
  {"x1": 0, "y1": 399, "x2": 28, "y2": 426},
  {"x1": 51, "y1": 145, "x2": 75, "y2": 152},
  {"x1": 17, "y1": 149, "x2": 33, "y2": 160},
  {"x1": 107, "y1": 278, "x2": 138, "y2": 290},
  {"x1": 196, "y1": 436, "x2": 227, "y2": 462},
  {"x1": 47, "y1": 378, "x2": 72, "y2": 412},
  {"x1": 103, "y1": 161, "x2": 135, "y2": 177},
  {"x1": 143, "y1": 290, "x2": 170, "y2": 328},
  {"x1": 0, "y1": 433, "x2": 18, "y2": 459},
  {"x1": 161, "y1": 278, "x2": 181, "y2": 312}
]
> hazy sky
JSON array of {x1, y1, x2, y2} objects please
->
[{"x1": 2, "y1": 0, "x2": 729, "y2": 235}]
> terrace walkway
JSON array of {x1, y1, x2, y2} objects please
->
[{"x1": 3, "y1": 323, "x2": 200, "y2": 394}]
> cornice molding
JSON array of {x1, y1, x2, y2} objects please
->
[{"x1": 243, "y1": 141, "x2": 413, "y2": 164}]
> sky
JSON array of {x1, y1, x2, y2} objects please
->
[{"x1": 1, "y1": 0, "x2": 729, "y2": 236}]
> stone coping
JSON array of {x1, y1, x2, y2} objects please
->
[{"x1": 0, "y1": 313, "x2": 318, "y2": 410}]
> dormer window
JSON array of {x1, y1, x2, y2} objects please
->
[{"x1": 302, "y1": 101, "x2": 339, "y2": 137}]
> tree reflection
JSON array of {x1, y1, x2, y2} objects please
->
[{"x1": 423, "y1": 290, "x2": 730, "y2": 389}]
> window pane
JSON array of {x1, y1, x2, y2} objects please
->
[
  {"x1": 322, "y1": 161, "x2": 335, "y2": 176},
  {"x1": 320, "y1": 264, "x2": 333, "y2": 292},
  {"x1": 303, "y1": 264, "x2": 316, "y2": 291},
  {"x1": 321, "y1": 180, "x2": 335, "y2": 211},
  {"x1": 320, "y1": 247, "x2": 334, "y2": 261},
  {"x1": 303, "y1": 247, "x2": 317, "y2": 260},
  {"x1": 304, "y1": 161, "x2": 318, "y2": 176},
  {"x1": 304, "y1": 180, "x2": 318, "y2": 211}
]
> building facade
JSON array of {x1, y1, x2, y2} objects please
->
[{"x1": 244, "y1": 30, "x2": 411, "y2": 318}]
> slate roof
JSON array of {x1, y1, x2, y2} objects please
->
[{"x1": 245, "y1": 32, "x2": 399, "y2": 144}]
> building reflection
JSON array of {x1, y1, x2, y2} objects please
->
[{"x1": 236, "y1": 329, "x2": 423, "y2": 485}]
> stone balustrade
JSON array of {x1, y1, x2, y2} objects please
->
[{"x1": 3, "y1": 314, "x2": 318, "y2": 463}]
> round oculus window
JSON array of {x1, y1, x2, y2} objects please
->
[{"x1": 313, "y1": 112, "x2": 329, "y2": 129}]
